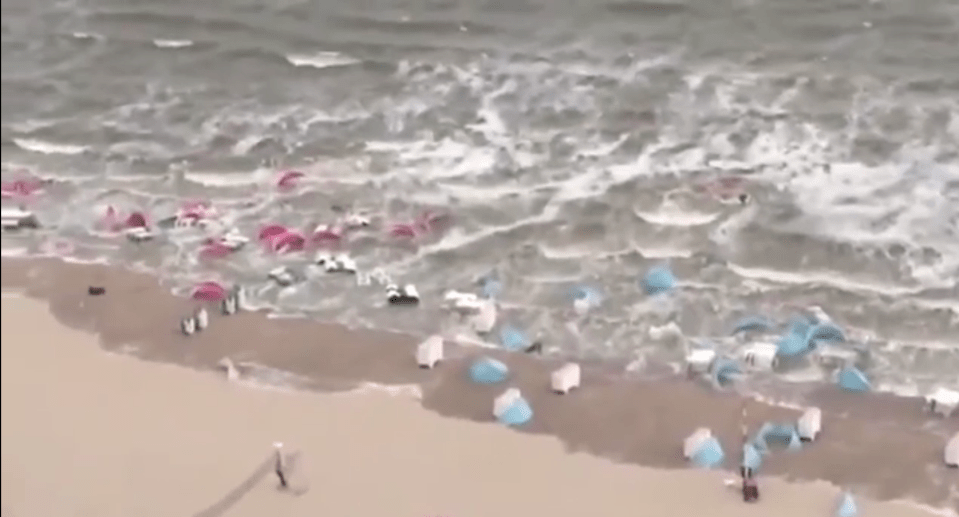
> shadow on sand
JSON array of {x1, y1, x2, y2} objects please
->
[{"x1": 191, "y1": 452, "x2": 305, "y2": 517}]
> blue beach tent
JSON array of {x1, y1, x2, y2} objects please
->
[
  {"x1": 710, "y1": 357, "x2": 742, "y2": 388},
  {"x1": 641, "y1": 265, "x2": 676, "y2": 295},
  {"x1": 497, "y1": 396, "x2": 533, "y2": 427},
  {"x1": 836, "y1": 492, "x2": 858, "y2": 517},
  {"x1": 742, "y1": 442, "x2": 762, "y2": 472},
  {"x1": 806, "y1": 323, "x2": 846, "y2": 343},
  {"x1": 837, "y1": 366, "x2": 871, "y2": 393},
  {"x1": 468, "y1": 357, "x2": 509, "y2": 384},
  {"x1": 776, "y1": 331, "x2": 810, "y2": 357},
  {"x1": 571, "y1": 285, "x2": 603, "y2": 307},
  {"x1": 690, "y1": 436, "x2": 725, "y2": 468},
  {"x1": 499, "y1": 325, "x2": 530, "y2": 352}
]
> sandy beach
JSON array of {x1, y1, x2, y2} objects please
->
[{"x1": 3, "y1": 293, "x2": 945, "y2": 517}]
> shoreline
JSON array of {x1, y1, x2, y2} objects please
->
[{"x1": 2, "y1": 256, "x2": 957, "y2": 512}]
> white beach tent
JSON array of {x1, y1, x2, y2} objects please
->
[
  {"x1": 416, "y1": 335, "x2": 444, "y2": 369},
  {"x1": 946, "y1": 432, "x2": 959, "y2": 468},
  {"x1": 797, "y1": 407, "x2": 822, "y2": 442},
  {"x1": 551, "y1": 363, "x2": 581, "y2": 394}
]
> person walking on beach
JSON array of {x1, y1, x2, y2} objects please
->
[{"x1": 273, "y1": 442, "x2": 288, "y2": 489}]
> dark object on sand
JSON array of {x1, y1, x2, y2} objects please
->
[
  {"x1": 742, "y1": 477, "x2": 759, "y2": 502},
  {"x1": 738, "y1": 193, "x2": 749, "y2": 205},
  {"x1": 524, "y1": 341, "x2": 543, "y2": 354},
  {"x1": 88, "y1": 286, "x2": 106, "y2": 296}
]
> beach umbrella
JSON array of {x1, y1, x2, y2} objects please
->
[
  {"x1": 731, "y1": 315, "x2": 774, "y2": 335},
  {"x1": 742, "y1": 442, "x2": 762, "y2": 472},
  {"x1": 806, "y1": 323, "x2": 846, "y2": 343},
  {"x1": 835, "y1": 492, "x2": 858, "y2": 517},
  {"x1": 641, "y1": 265, "x2": 675, "y2": 295},
  {"x1": 690, "y1": 436, "x2": 725, "y2": 468},
  {"x1": 499, "y1": 325, "x2": 530, "y2": 352},
  {"x1": 837, "y1": 366, "x2": 870, "y2": 393},
  {"x1": 468, "y1": 357, "x2": 509, "y2": 384},
  {"x1": 497, "y1": 396, "x2": 533, "y2": 426}
]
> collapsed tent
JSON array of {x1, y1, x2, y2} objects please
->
[{"x1": 837, "y1": 366, "x2": 871, "y2": 393}]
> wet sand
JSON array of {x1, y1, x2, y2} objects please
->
[{"x1": 1, "y1": 257, "x2": 957, "y2": 515}]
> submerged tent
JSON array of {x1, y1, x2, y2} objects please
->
[
  {"x1": 835, "y1": 491, "x2": 858, "y2": 517},
  {"x1": 837, "y1": 366, "x2": 871, "y2": 393},
  {"x1": 753, "y1": 422, "x2": 800, "y2": 452},
  {"x1": 731, "y1": 315, "x2": 774, "y2": 335},
  {"x1": 690, "y1": 436, "x2": 725, "y2": 468},
  {"x1": 776, "y1": 331, "x2": 811, "y2": 357},
  {"x1": 806, "y1": 322, "x2": 846, "y2": 343},
  {"x1": 497, "y1": 395, "x2": 533, "y2": 426},
  {"x1": 469, "y1": 357, "x2": 509, "y2": 384},
  {"x1": 499, "y1": 325, "x2": 530, "y2": 352},
  {"x1": 642, "y1": 265, "x2": 676, "y2": 296}
]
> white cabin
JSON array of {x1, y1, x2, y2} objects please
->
[
  {"x1": 741, "y1": 342, "x2": 780, "y2": 371},
  {"x1": 946, "y1": 432, "x2": 959, "y2": 468},
  {"x1": 403, "y1": 284, "x2": 420, "y2": 300},
  {"x1": 221, "y1": 294, "x2": 237, "y2": 315},
  {"x1": 494, "y1": 388, "x2": 523, "y2": 420},
  {"x1": 684, "y1": 428, "x2": 713, "y2": 459},
  {"x1": 685, "y1": 348, "x2": 717, "y2": 375},
  {"x1": 797, "y1": 407, "x2": 822, "y2": 442},
  {"x1": 232, "y1": 286, "x2": 246, "y2": 310},
  {"x1": 551, "y1": 363, "x2": 581, "y2": 394},
  {"x1": 416, "y1": 335, "x2": 444, "y2": 369},
  {"x1": 925, "y1": 387, "x2": 959, "y2": 417},
  {"x1": 180, "y1": 316, "x2": 196, "y2": 336}
]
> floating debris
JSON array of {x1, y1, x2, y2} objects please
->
[
  {"x1": 124, "y1": 226, "x2": 155, "y2": 243},
  {"x1": 925, "y1": 387, "x2": 959, "y2": 417},
  {"x1": 469, "y1": 299, "x2": 497, "y2": 334},
  {"x1": 641, "y1": 265, "x2": 675, "y2": 295},
  {"x1": 945, "y1": 432, "x2": 958, "y2": 468},
  {"x1": 88, "y1": 286, "x2": 105, "y2": 296},
  {"x1": 797, "y1": 407, "x2": 822, "y2": 442},
  {"x1": 499, "y1": 325, "x2": 530, "y2": 352},
  {"x1": 835, "y1": 491, "x2": 858, "y2": 517},
  {"x1": 468, "y1": 357, "x2": 509, "y2": 384},
  {"x1": 837, "y1": 366, "x2": 870, "y2": 393},
  {"x1": 416, "y1": 335, "x2": 443, "y2": 369},
  {"x1": 192, "y1": 281, "x2": 228, "y2": 301},
  {"x1": 570, "y1": 285, "x2": 602, "y2": 314},
  {"x1": 731, "y1": 315, "x2": 774, "y2": 335},
  {"x1": 386, "y1": 284, "x2": 420, "y2": 305},
  {"x1": 315, "y1": 252, "x2": 357, "y2": 273},
  {"x1": 551, "y1": 363, "x2": 581, "y2": 394},
  {"x1": 493, "y1": 388, "x2": 533, "y2": 426}
]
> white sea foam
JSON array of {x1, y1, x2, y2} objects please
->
[
  {"x1": 285, "y1": 52, "x2": 360, "y2": 69},
  {"x1": 152, "y1": 39, "x2": 193, "y2": 48},
  {"x1": 12, "y1": 138, "x2": 88, "y2": 155}
]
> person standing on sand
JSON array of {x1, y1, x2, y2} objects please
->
[{"x1": 273, "y1": 442, "x2": 288, "y2": 489}]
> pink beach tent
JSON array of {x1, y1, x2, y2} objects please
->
[
  {"x1": 99, "y1": 206, "x2": 150, "y2": 232},
  {"x1": 1, "y1": 178, "x2": 44, "y2": 198},
  {"x1": 271, "y1": 230, "x2": 306, "y2": 253},
  {"x1": 191, "y1": 281, "x2": 228, "y2": 301},
  {"x1": 276, "y1": 170, "x2": 305, "y2": 191},
  {"x1": 311, "y1": 224, "x2": 344, "y2": 246},
  {"x1": 258, "y1": 224, "x2": 289, "y2": 243},
  {"x1": 199, "y1": 240, "x2": 235, "y2": 259}
]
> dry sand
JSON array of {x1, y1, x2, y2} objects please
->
[{"x1": 0, "y1": 295, "x2": 940, "y2": 517}]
